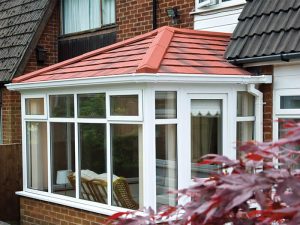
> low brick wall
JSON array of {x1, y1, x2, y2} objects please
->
[{"x1": 20, "y1": 197, "x2": 109, "y2": 225}]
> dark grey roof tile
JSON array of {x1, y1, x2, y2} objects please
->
[
  {"x1": 225, "y1": 0, "x2": 300, "y2": 61},
  {"x1": 0, "y1": 0, "x2": 52, "y2": 81}
]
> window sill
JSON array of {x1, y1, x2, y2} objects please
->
[
  {"x1": 59, "y1": 24, "x2": 117, "y2": 39},
  {"x1": 16, "y1": 191, "x2": 128, "y2": 216},
  {"x1": 190, "y1": 0, "x2": 246, "y2": 15}
]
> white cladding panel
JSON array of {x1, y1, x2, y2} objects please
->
[
  {"x1": 274, "y1": 64, "x2": 300, "y2": 90},
  {"x1": 194, "y1": 6, "x2": 243, "y2": 33}
]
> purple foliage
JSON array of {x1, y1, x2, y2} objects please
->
[{"x1": 107, "y1": 121, "x2": 300, "y2": 225}]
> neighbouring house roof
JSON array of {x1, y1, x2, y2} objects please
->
[
  {"x1": 13, "y1": 26, "x2": 250, "y2": 83},
  {"x1": 0, "y1": 0, "x2": 56, "y2": 82},
  {"x1": 225, "y1": 0, "x2": 300, "y2": 63}
]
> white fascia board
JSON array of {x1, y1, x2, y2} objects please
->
[{"x1": 6, "y1": 73, "x2": 272, "y2": 91}]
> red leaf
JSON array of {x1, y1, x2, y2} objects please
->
[{"x1": 246, "y1": 153, "x2": 264, "y2": 161}]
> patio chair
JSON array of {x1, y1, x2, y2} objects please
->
[
  {"x1": 113, "y1": 177, "x2": 139, "y2": 210},
  {"x1": 89, "y1": 178, "x2": 108, "y2": 204},
  {"x1": 67, "y1": 174, "x2": 96, "y2": 201}
]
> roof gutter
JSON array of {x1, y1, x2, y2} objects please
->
[
  {"x1": 229, "y1": 52, "x2": 300, "y2": 65},
  {"x1": 6, "y1": 74, "x2": 272, "y2": 91}
]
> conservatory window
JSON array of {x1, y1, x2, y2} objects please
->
[
  {"x1": 24, "y1": 91, "x2": 142, "y2": 210},
  {"x1": 26, "y1": 122, "x2": 48, "y2": 191},
  {"x1": 236, "y1": 92, "x2": 255, "y2": 156},
  {"x1": 62, "y1": 0, "x2": 116, "y2": 34},
  {"x1": 191, "y1": 99, "x2": 222, "y2": 178},
  {"x1": 49, "y1": 94, "x2": 74, "y2": 118},
  {"x1": 25, "y1": 98, "x2": 44, "y2": 115},
  {"x1": 155, "y1": 91, "x2": 178, "y2": 209}
]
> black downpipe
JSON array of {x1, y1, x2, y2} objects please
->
[{"x1": 153, "y1": 0, "x2": 157, "y2": 30}]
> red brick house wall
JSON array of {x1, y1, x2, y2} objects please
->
[
  {"x1": 116, "y1": 0, "x2": 194, "y2": 41},
  {"x1": 20, "y1": 197, "x2": 108, "y2": 225}
]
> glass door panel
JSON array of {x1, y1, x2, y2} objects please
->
[{"x1": 191, "y1": 99, "x2": 222, "y2": 178}]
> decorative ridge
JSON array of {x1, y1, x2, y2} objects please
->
[
  {"x1": 13, "y1": 28, "x2": 159, "y2": 83},
  {"x1": 136, "y1": 27, "x2": 174, "y2": 73}
]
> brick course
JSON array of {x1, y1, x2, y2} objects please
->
[{"x1": 20, "y1": 197, "x2": 108, "y2": 225}]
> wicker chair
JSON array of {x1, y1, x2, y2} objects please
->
[{"x1": 113, "y1": 177, "x2": 139, "y2": 210}]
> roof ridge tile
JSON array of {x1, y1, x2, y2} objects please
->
[{"x1": 136, "y1": 27, "x2": 174, "y2": 73}]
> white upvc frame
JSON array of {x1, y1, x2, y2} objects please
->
[
  {"x1": 273, "y1": 89, "x2": 300, "y2": 142},
  {"x1": 275, "y1": 89, "x2": 300, "y2": 115},
  {"x1": 107, "y1": 90, "x2": 143, "y2": 121},
  {"x1": 185, "y1": 93, "x2": 230, "y2": 182},
  {"x1": 23, "y1": 94, "x2": 47, "y2": 120},
  {"x1": 195, "y1": 0, "x2": 246, "y2": 13},
  {"x1": 17, "y1": 81, "x2": 267, "y2": 216}
]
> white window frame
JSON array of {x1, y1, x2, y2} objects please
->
[
  {"x1": 275, "y1": 89, "x2": 300, "y2": 115},
  {"x1": 274, "y1": 89, "x2": 300, "y2": 142},
  {"x1": 24, "y1": 95, "x2": 47, "y2": 120},
  {"x1": 22, "y1": 89, "x2": 144, "y2": 215},
  {"x1": 60, "y1": 0, "x2": 116, "y2": 35},
  {"x1": 107, "y1": 90, "x2": 143, "y2": 121},
  {"x1": 196, "y1": 0, "x2": 246, "y2": 12}
]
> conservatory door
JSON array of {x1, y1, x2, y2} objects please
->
[{"x1": 189, "y1": 94, "x2": 227, "y2": 179}]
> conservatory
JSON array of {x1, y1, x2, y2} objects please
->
[{"x1": 7, "y1": 26, "x2": 271, "y2": 215}]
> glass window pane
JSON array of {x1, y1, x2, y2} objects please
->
[
  {"x1": 280, "y1": 96, "x2": 300, "y2": 109},
  {"x1": 156, "y1": 124, "x2": 177, "y2": 209},
  {"x1": 237, "y1": 92, "x2": 255, "y2": 117},
  {"x1": 155, "y1": 92, "x2": 177, "y2": 119},
  {"x1": 102, "y1": 0, "x2": 115, "y2": 25},
  {"x1": 26, "y1": 122, "x2": 48, "y2": 191},
  {"x1": 111, "y1": 124, "x2": 141, "y2": 209},
  {"x1": 110, "y1": 95, "x2": 138, "y2": 116},
  {"x1": 79, "y1": 123, "x2": 107, "y2": 202},
  {"x1": 78, "y1": 93, "x2": 106, "y2": 118},
  {"x1": 236, "y1": 121, "x2": 254, "y2": 158},
  {"x1": 51, "y1": 123, "x2": 75, "y2": 197},
  {"x1": 191, "y1": 99, "x2": 222, "y2": 178},
  {"x1": 50, "y1": 95, "x2": 74, "y2": 118},
  {"x1": 25, "y1": 98, "x2": 44, "y2": 115}
]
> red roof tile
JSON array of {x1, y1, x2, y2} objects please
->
[{"x1": 13, "y1": 26, "x2": 251, "y2": 83}]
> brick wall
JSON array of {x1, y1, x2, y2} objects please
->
[
  {"x1": 259, "y1": 83, "x2": 273, "y2": 142},
  {"x1": 20, "y1": 197, "x2": 108, "y2": 225},
  {"x1": 116, "y1": 0, "x2": 194, "y2": 41},
  {"x1": 2, "y1": 88, "x2": 21, "y2": 144}
]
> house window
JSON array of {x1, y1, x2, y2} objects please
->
[
  {"x1": 236, "y1": 92, "x2": 255, "y2": 155},
  {"x1": 197, "y1": 0, "x2": 245, "y2": 10},
  {"x1": 62, "y1": 0, "x2": 115, "y2": 34}
]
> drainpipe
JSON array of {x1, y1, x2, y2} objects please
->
[
  {"x1": 153, "y1": 0, "x2": 157, "y2": 30},
  {"x1": 247, "y1": 84, "x2": 263, "y2": 142}
]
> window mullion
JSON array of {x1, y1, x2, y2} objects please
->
[
  {"x1": 47, "y1": 120, "x2": 51, "y2": 193},
  {"x1": 74, "y1": 94, "x2": 80, "y2": 199},
  {"x1": 106, "y1": 123, "x2": 112, "y2": 206}
]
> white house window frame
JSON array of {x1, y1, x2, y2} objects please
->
[
  {"x1": 196, "y1": 0, "x2": 246, "y2": 12},
  {"x1": 274, "y1": 89, "x2": 300, "y2": 141},
  {"x1": 60, "y1": 0, "x2": 116, "y2": 35},
  {"x1": 24, "y1": 94, "x2": 47, "y2": 120}
]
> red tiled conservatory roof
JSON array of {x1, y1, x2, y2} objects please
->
[{"x1": 13, "y1": 26, "x2": 250, "y2": 83}]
